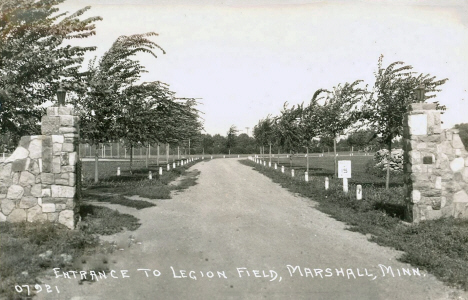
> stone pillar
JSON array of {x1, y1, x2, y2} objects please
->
[
  {"x1": 41, "y1": 106, "x2": 79, "y2": 229},
  {"x1": 403, "y1": 103, "x2": 442, "y2": 222},
  {"x1": 0, "y1": 105, "x2": 79, "y2": 229},
  {"x1": 403, "y1": 102, "x2": 468, "y2": 222}
]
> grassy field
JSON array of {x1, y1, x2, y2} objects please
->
[
  {"x1": 241, "y1": 159, "x2": 468, "y2": 291},
  {"x1": 1, "y1": 158, "x2": 204, "y2": 299},
  {"x1": 258, "y1": 153, "x2": 403, "y2": 187}
]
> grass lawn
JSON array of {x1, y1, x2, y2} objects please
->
[
  {"x1": 0, "y1": 158, "x2": 204, "y2": 299},
  {"x1": 240, "y1": 159, "x2": 468, "y2": 291},
  {"x1": 264, "y1": 154, "x2": 404, "y2": 187}
]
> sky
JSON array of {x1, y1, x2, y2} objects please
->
[{"x1": 59, "y1": 0, "x2": 468, "y2": 136}]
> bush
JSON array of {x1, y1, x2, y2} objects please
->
[{"x1": 366, "y1": 149, "x2": 403, "y2": 176}]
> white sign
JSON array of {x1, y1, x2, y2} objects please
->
[
  {"x1": 408, "y1": 114, "x2": 427, "y2": 135},
  {"x1": 338, "y1": 160, "x2": 351, "y2": 179}
]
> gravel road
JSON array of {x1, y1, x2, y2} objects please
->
[{"x1": 37, "y1": 158, "x2": 467, "y2": 300}]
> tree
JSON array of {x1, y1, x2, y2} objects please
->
[
  {"x1": 226, "y1": 125, "x2": 238, "y2": 155},
  {"x1": 298, "y1": 100, "x2": 324, "y2": 172},
  {"x1": 0, "y1": 0, "x2": 101, "y2": 145},
  {"x1": 454, "y1": 123, "x2": 468, "y2": 150},
  {"x1": 313, "y1": 81, "x2": 367, "y2": 177},
  {"x1": 253, "y1": 116, "x2": 275, "y2": 161},
  {"x1": 274, "y1": 103, "x2": 303, "y2": 167},
  {"x1": 345, "y1": 129, "x2": 379, "y2": 152},
  {"x1": 77, "y1": 32, "x2": 165, "y2": 182},
  {"x1": 116, "y1": 81, "x2": 175, "y2": 172},
  {"x1": 361, "y1": 55, "x2": 448, "y2": 189}
]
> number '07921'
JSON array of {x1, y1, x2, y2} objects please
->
[{"x1": 15, "y1": 284, "x2": 60, "y2": 296}]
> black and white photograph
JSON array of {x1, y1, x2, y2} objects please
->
[{"x1": 1, "y1": 0, "x2": 468, "y2": 299}]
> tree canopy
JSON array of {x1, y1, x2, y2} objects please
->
[{"x1": 0, "y1": 0, "x2": 101, "y2": 143}]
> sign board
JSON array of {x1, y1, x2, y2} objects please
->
[
  {"x1": 408, "y1": 114, "x2": 427, "y2": 135},
  {"x1": 338, "y1": 160, "x2": 351, "y2": 179}
]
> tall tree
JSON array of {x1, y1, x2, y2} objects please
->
[
  {"x1": 226, "y1": 125, "x2": 238, "y2": 155},
  {"x1": 298, "y1": 100, "x2": 324, "y2": 172},
  {"x1": 0, "y1": 0, "x2": 101, "y2": 145},
  {"x1": 361, "y1": 55, "x2": 448, "y2": 189},
  {"x1": 253, "y1": 116, "x2": 275, "y2": 162},
  {"x1": 77, "y1": 32, "x2": 165, "y2": 182},
  {"x1": 313, "y1": 81, "x2": 367, "y2": 177},
  {"x1": 274, "y1": 103, "x2": 303, "y2": 167}
]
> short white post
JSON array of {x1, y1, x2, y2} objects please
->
[
  {"x1": 356, "y1": 185, "x2": 362, "y2": 200},
  {"x1": 291, "y1": 169, "x2": 295, "y2": 177},
  {"x1": 117, "y1": 167, "x2": 121, "y2": 176},
  {"x1": 202, "y1": 157, "x2": 204, "y2": 160},
  {"x1": 167, "y1": 164, "x2": 170, "y2": 171},
  {"x1": 268, "y1": 161, "x2": 271, "y2": 167},
  {"x1": 159, "y1": 167, "x2": 162, "y2": 175},
  {"x1": 211, "y1": 156, "x2": 213, "y2": 159},
  {"x1": 343, "y1": 177, "x2": 348, "y2": 193},
  {"x1": 148, "y1": 171, "x2": 152, "y2": 180},
  {"x1": 223, "y1": 155, "x2": 226, "y2": 158},
  {"x1": 263, "y1": 161, "x2": 266, "y2": 166},
  {"x1": 305, "y1": 171, "x2": 309, "y2": 182},
  {"x1": 173, "y1": 162, "x2": 176, "y2": 168},
  {"x1": 325, "y1": 177, "x2": 329, "y2": 190},
  {"x1": 274, "y1": 163, "x2": 277, "y2": 170},
  {"x1": 238, "y1": 155, "x2": 240, "y2": 158},
  {"x1": 281, "y1": 165, "x2": 285, "y2": 173}
]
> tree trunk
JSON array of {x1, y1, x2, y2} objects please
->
[
  {"x1": 269, "y1": 143, "x2": 272, "y2": 163},
  {"x1": 130, "y1": 145, "x2": 134, "y2": 174},
  {"x1": 289, "y1": 150, "x2": 292, "y2": 168},
  {"x1": 334, "y1": 137, "x2": 337, "y2": 178},
  {"x1": 157, "y1": 143, "x2": 160, "y2": 166},
  {"x1": 145, "y1": 145, "x2": 149, "y2": 169},
  {"x1": 166, "y1": 143, "x2": 169, "y2": 163},
  {"x1": 94, "y1": 144, "x2": 99, "y2": 183},
  {"x1": 386, "y1": 141, "x2": 392, "y2": 190},
  {"x1": 277, "y1": 148, "x2": 280, "y2": 164}
]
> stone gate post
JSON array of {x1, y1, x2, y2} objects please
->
[
  {"x1": 0, "y1": 105, "x2": 79, "y2": 229},
  {"x1": 403, "y1": 103, "x2": 468, "y2": 222}
]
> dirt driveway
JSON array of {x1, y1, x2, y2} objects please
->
[{"x1": 38, "y1": 158, "x2": 466, "y2": 300}]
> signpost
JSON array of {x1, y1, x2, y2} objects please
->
[{"x1": 338, "y1": 160, "x2": 351, "y2": 193}]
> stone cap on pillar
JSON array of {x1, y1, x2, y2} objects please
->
[
  {"x1": 46, "y1": 106, "x2": 75, "y2": 116},
  {"x1": 409, "y1": 102, "x2": 438, "y2": 111}
]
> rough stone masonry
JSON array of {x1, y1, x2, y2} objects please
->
[
  {"x1": 0, "y1": 106, "x2": 79, "y2": 229},
  {"x1": 403, "y1": 103, "x2": 468, "y2": 222}
]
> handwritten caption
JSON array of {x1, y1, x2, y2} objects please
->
[{"x1": 14, "y1": 264, "x2": 426, "y2": 296}]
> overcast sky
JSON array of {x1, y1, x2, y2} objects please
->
[{"x1": 59, "y1": 0, "x2": 468, "y2": 136}]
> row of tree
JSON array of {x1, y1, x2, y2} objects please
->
[
  {"x1": 0, "y1": 0, "x2": 204, "y2": 182},
  {"x1": 253, "y1": 55, "x2": 448, "y2": 189}
]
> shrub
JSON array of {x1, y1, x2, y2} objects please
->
[{"x1": 367, "y1": 149, "x2": 403, "y2": 175}]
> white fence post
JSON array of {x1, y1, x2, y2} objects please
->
[
  {"x1": 159, "y1": 167, "x2": 162, "y2": 175},
  {"x1": 167, "y1": 164, "x2": 170, "y2": 171},
  {"x1": 148, "y1": 171, "x2": 152, "y2": 180},
  {"x1": 274, "y1": 163, "x2": 277, "y2": 170},
  {"x1": 325, "y1": 177, "x2": 329, "y2": 190},
  {"x1": 356, "y1": 184, "x2": 362, "y2": 200},
  {"x1": 343, "y1": 178, "x2": 348, "y2": 193},
  {"x1": 117, "y1": 167, "x2": 120, "y2": 176},
  {"x1": 291, "y1": 169, "x2": 295, "y2": 177},
  {"x1": 281, "y1": 165, "x2": 285, "y2": 173},
  {"x1": 305, "y1": 171, "x2": 308, "y2": 182}
]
